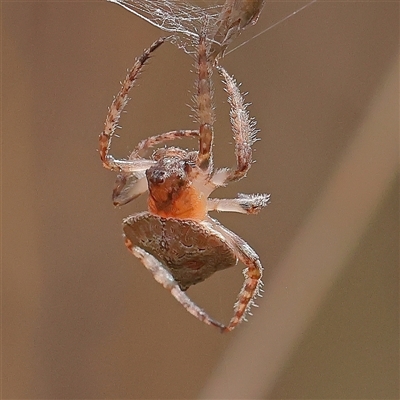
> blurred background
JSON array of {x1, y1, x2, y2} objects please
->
[{"x1": 3, "y1": 1, "x2": 398, "y2": 398}]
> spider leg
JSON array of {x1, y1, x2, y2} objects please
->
[
  {"x1": 209, "y1": 218, "x2": 263, "y2": 332},
  {"x1": 112, "y1": 171, "x2": 148, "y2": 206},
  {"x1": 133, "y1": 129, "x2": 199, "y2": 157},
  {"x1": 196, "y1": 34, "x2": 215, "y2": 172},
  {"x1": 207, "y1": 193, "x2": 270, "y2": 214},
  {"x1": 99, "y1": 37, "x2": 165, "y2": 171},
  {"x1": 124, "y1": 238, "x2": 226, "y2": 332},
  {"x1": 211, "y1": 65, "x2": 258, "y2": 186}
]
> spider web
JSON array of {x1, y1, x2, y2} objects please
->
[
  {"x1": 108, "y1": 0, "x2": 318, "y2": 56},
  {"x1": 108, "y1": 0, "x2": 223, "y2": 53}
]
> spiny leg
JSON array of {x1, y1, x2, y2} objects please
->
[
  {"x1": 133, "y1": 129, "x2": 199, "y2": 157},
  {"x1": 112, "y1": 171, "x2": 148, "y2": 206},
  {"x1": 196, "y1": 35, "x2": 215, "y2": 172},
  {"x1": 207, "y1": 193, "x2": 270, "y2": 214},
  {"x1": 214, "y1": 65, "x2": 258, "y2": 184},
  {"x1": 125, "y1": 238, "x2": 226, "y2": 332},
  {"x1": 99, "y1": 37, "x2": 166, "y2": 171},
  {"x1": 210, "y1": 219, "x2": 263, "y2": 332}
]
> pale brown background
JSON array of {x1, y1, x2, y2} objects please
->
[{"x1": 2, "y1": 1, "x2": 399, "y2": 399}]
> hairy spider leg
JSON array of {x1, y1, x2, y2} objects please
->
[
  {"x1": 125, "y1": 239, "x2": 226, "y2": 332},
  {"x1": 207, "y1": 193, "x2": 270, "y2": 214},
  {"x1": 209, "y1": 219, "x2": 263, "y2": 332},
  {"x1": 214, "y1": 64, "x2": 257, "y2": 184},
  {"x1": 196, "y1": 35, "x2": 215, "y2": 172},
  {"x1": 99, "y1": 37, "x2": 166, "y2": 172},
  {"x1": 133, "y1": 130, "x2": 199, "y2": 157}
]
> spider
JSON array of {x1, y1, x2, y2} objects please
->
[{"x1": 99, "y1": 34, "x2": 270, "y2": 332}]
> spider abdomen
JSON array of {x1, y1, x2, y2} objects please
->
[{"x1": 123, "y1": 212, "x2": 237, "y2": 291}]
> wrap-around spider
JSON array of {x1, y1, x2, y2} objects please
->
[{"x1": 99, "y1": 35, "x2": 270, "y2": 332}]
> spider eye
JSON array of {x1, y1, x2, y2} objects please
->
[
  {"x1": 147, "y1": 169, "x2": 166, "y2": 185},
  {"x1": 184, "y1": 161, "x2": 195, "y2": 174}
]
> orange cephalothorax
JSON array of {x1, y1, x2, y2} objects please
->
[{"x1": 146, "y1": 157, "x2": 207, "y2": 220}]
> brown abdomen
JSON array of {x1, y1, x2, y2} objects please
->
[{"x1": 123, "y1": 212, "x2": 237, "y2": 290}]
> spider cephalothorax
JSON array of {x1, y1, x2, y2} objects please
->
[
  {"x1": 146, "y1": 149, "x2": 208, "y2": 220},
  {"x1": 99, "y1": 35, "x2": 269, "y2": 332}
]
